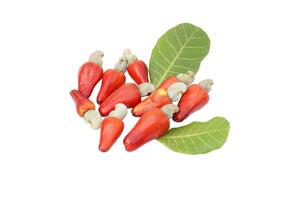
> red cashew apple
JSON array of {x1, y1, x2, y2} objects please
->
[
  {"x1": 158, "y1": 71, "x2": 195, "y2": 90},
  {"x1": 78, "y1": 51, "x2": 104, "y2": 98},
  {"x1": 123, "y1": 49, "x2": 149, "y2": 84},
  {"x1": 96, "y1": 57, "x2": 127, "y2": 104},
  {"x1": 173, "y1": 79, "x2": 213, "y2": 122},
  {"x1": 124, "y1": 104, "x2": 178, "y2": 151},
  {"x1": 132, "y1": 81, "x2": 187, "y2": 117},
  {"x1": 99, "y1": 83, "x2": 141, "y2": 116},
  {"x1": 99, "y1": 104, "x2": 127, "y2": 152},
  {"x1": 70, "y1": 89, "x2": 95, "y2": 117},
  {"x1": 132, "y1": 88, "x2": 171, "y2": 117}
]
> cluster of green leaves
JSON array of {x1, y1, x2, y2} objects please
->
[{"x1": 149, "y1": 23, "x2": 230, "y2": 154}]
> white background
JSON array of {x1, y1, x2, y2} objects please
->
[{"x1": 0, "y1": 0, "x2": 299, "y2": 199}]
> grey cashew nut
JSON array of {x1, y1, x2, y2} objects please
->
[
  {"x1": 89, "y1": 50, "x2": 104, "y2": 66},
  {"x1": 176, "y1": 71, "x2": 195, "y2": 85},
  {"x1": 167, "y1": 82, "x2": 187, "y2": 102},
  {"x1": 199, "y1": 79, "x2": 214, "y2": 92},
  {"x1": 160, "y1": 104, "x2": 179, "y2": 118},
  {"x1": 114, "y1": 57, "x2": 127, "y2": 73},
  {"x1": 109, "y1": 103, "x2": 127, "y2": 120},
  {"x1": 123, "y1": 48, "x2": 138, "y2": 65},
  {"x1": 83, "y1": 110, "x2": 102, "y2": 129},
  {"x1": 138, "y1": 83, "x2": 155, "y2": 97}
]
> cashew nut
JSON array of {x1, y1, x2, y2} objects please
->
[
  {"x1": 114, "y1": 57, "x2": 127, "y2": 73},
  {"x1": 160, "y1": 104, "x2": 179, "y2": 118},
  {"x1": 123, "y1": 48, "x2": 138, "y2": 64},
  {"x1": 176, "y1": 70, "x2": 195, "y2": 85},
  {"x1": 83, "y1": 110, "x2": 102, "y2": 129},
  {"x1": 167, "y1": 82, "x2": 187, "y2": 102},
  {"x1": 109, "y1": 103, "x2": 127, "y2": 120},
  {"x1": 199, "y1": 79, "x2": 214, "y2": 92},
  {"x1": 89, "y1": 50, "x2": 104, "y2": 66},
  {"x1": 138, "y1": 83, "x2": 155, "y2": 97}
]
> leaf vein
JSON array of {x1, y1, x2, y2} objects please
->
[
  {"x1": 155, "y1": 29, "x2": 202, "y2": 86},
  {"x1": 163, "y1": 128, "x2": 229, "y2": 139}
]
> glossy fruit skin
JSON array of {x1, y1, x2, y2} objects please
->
[
  {"x1": 173, "y1": 84, "x2": 209, "y2": 122},
  {"x1": 158, "y1": 76, "x2": 178, "y2": 90},
  {"x1": 78, "y1": 62, "x2": 103, "y2": 98},
  {"x1": 97, "y1": 69, "x2": 126, "y2": 104},
  {"x1": 132, "y1": 88, "x2": 171, "y2": 117},
  {"x1": 70, "y1": 89, "x2": 95, "y2": 117},
  {"x1": 127, "y1": 60, "x2": 149, "y2": 84},
  {"x1": 99, "y1": 117, "x2": 124, "y2": 152},
  {"x1": 99, "y1": 83, "x2": 141, "y2": 116},
  {"x1": 124, "y1": 108, "x2": 170, "y2": 151}
]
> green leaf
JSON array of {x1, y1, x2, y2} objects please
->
[
  {"x1": 158, "y1": 117, "x2": 230, "y2": 155},
  {"x1": 149, "y1": 23, "x2": 210, "y2": 87}
]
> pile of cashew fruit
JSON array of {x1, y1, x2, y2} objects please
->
[{"x1": 70, "y1": 49, "x2": 213, "y2": 152}]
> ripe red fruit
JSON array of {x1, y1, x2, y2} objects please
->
[
  {"x1": 124, "y1": 108, "x2": 170, "y2": 151},
  {"x1": 70, "y1": 89, "x2": 95, "y2": 117},
  {"x1": 173, "y1": 80, "x2": 213, "y2": 122},
  {"x1": 99, "y1": 117, "x2": 124, "y2": 152},
  {"x1": 127, "y1": 60, "x2": 149, "y2": 84},
  {"x1": 78, "y1": 62, "x2": 103, "y2": 98},
  {"x1": 97, "y1": 69, "x2": 126, "y2": 104},
  {"x1": 99, "y1": 83, "x2": 141, "y2": 116}
]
